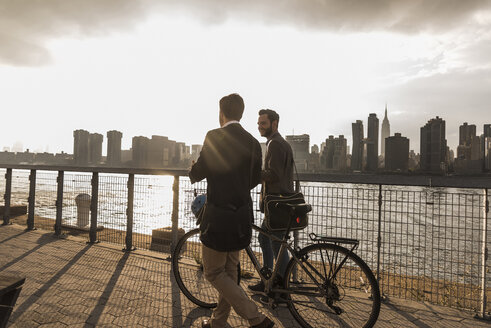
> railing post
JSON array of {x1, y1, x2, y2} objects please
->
[
  {"x1": 477, "y1": 188, "x2": 490, "y2": 320},
  {"x1": 291, "y1": 180, "x2": 301, "y2": 281},
  {"x1": 89, "y1": 172, "x2": 99, "y2": 244},
  {"x1": 2, "y1": 168, "x2": 12, "y2": 226},
  {"x1": 26, "y1": 169, "x2": 36, "y2": 230},
  {"x1": 54, "y1": 171, "x2": 64, "y2": 236},
  {"x1": 124, "y1": 173, "x2": 135, "y2": 251},
  {"x1": 293, "y1": 180, "x2": 300, "y2": 251},
  {"x1": 376, "y1": 184, "x2": 384, "y2": 298},
  {"x1": 170, "y1": 175, "x2": 180, "y2": 254}
]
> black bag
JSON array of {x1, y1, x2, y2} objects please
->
[
  {"x1": 199, "y1": 202, "x2": 252, "y2": 252},
  {"x1": 263, "y1": 192, "x2": 309, "y2": 231}
]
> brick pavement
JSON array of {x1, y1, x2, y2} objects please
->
[{"x1": 0, "y1": 224, "x2": 489, "y2": 327}]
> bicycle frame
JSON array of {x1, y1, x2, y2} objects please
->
[
  {"x1": 245, "y1": 223, "x2": 294, "y2": 291},
  {"x1": 246, "y1": 221, "x2": 362, "y2": 300}
]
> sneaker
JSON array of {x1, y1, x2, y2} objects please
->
[
  {"x1": 251, "y1": 317, "x2": 274, "y2": 328},
  {"x1": 248, "y1": 281, "x2": 265, "y2": 292}
]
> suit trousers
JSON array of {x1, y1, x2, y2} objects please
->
[{"x1": 202, "y1": 245, "x2": 265, "y2": 327}]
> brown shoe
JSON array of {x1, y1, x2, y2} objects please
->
[
  {"x1": 251, "y1": 317, "x2": 274, "y2": 328},
  {"x1": 201, "y1": 319, "x2": 211, "y2": 328}
]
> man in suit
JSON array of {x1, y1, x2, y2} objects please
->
[
  {"x1": 248, "y1": 109, "x2": 294, "y2": 293},
  {"x1": 189, "y1": 94, "x2": 274, "y2": 328}
]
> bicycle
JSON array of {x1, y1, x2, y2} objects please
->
[{"x1": 172, "y1": 202, "x2": 381, "y2": 328}]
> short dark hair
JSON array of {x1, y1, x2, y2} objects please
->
[
  {"x1": 258, "y1": 109, "x2": 279, "y2": 124},
  {"x1": 219, "y1": 93, "x2": 244, "y2": 120}
]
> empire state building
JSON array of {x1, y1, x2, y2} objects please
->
[{"x1": 381, "y1": 104, "x2": 390, "y2": 158}]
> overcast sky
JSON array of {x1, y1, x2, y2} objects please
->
[{"x1": 1, "y1": 0, "x2": 490, "y2": 154}]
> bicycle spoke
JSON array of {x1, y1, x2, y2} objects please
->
[{"x1": 285, "y1": 243, "x2": 380, "y2": 328}]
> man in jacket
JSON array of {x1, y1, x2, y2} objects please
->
[
  {"x1": 248, "y1": 109, "x2": 294, "y2": 293},
  {"x1": 189, "y1": 94, "x2": 274, "y2": 328}
]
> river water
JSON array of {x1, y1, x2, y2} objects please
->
[{"x1": 0, "y1": 169, "x2": 487, "y2": 286}]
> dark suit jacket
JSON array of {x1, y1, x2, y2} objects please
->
[
  {"x1": 189, "y1": 123, "x2": 262, "y2": 250},
  {"x1": 262, "y1": 131, "x2": 294, "y2": 195}
]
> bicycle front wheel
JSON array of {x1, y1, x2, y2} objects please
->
[
  {"x1": 171, "y1": 228, "x2": 218, "y2": 308},
  {"x1": 284, "y1": 243, "x2": 380, "y2": 328}
]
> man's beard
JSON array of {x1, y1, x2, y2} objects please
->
[{"x1": 263, "y1": 126, "x2": 273, "y2": 138}]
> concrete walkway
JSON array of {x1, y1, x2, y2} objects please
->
[{"x1": 0, "y1": 224, "x2": 488, "y2": 327}]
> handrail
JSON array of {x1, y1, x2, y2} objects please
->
[
  {"x1": 1, "y1": 163, "x2": 491, "y2": 188},
  {"x1": 0, "y1": 163, "x2": 488, "y2": 314}
]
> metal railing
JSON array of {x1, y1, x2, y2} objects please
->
[{"x1": 0, "y1": 164, "x2": 489, "y2": 318}]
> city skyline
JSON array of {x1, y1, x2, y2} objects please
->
[
  {"x1": 3, "y1": 114, "x2": 491, "y2": 158},
  {"x1": 2, "y1": 116, "x2": 491, "y2": 174},
  {"x1": 1, "y1": 2, "x2": 490, "y2": 153}
]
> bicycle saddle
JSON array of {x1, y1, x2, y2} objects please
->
[{"x1": 275, "y1": 202, "x2": 312, "y2": 216}]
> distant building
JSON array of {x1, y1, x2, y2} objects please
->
[
  {"x1": 175, "y1": 142, "x2": 187, "y2": 165},
  {"x1": 34, "y1": 152, "x2": 55, "y2": 164},
  {"x1": 366, "y1": 113, "x2": 379, "y2": 171},
  {"x1": 321, "y1": 135, "x2": 347, "y2": 171},
  {"x1": 286, "y1": 134, "x2": 310, "y2": 171},
  {"x1": 485, "y1": 137, "x2": 491, "y2": 171},
  {"x1": 385, "y1": 133, "x2": 409, "y2": 172},
  {"x1": 54, "y1": 152, "x2": 72, "y2": 165},
  {"x1": 121, "y1": 149, "x2": 132, "y2": 164},
  {"x1": 12, "y1": 141, "x2": 23, "y2": 153},
  {"x1": 351, "y1": 120, "x2": 364, "y2": 171},
  {"x1": 420, "y1": 117, "x2": 447, "y2": 173},
  {"x1": 148, "y1": 135, "x2": 169, "y2": 168},
  {"x1": 132, "y1": 136, "x2": 150, "y2": 168},
  {"x1": 16, "y1": 150, "x2": 35, "y2": 163},
  {"x1": 107, "y1": 130, "x2": 122, "y2": 166},
  {"x1": 481, "y1": 124, "x2": 491, "y2": 163},
  {"x1": 191, "y1": 144, "x2": 203, "y2": 163},
  {"x1": 73, "y1": 129, "x2": 90, "y2": 166},
  {"x1": 308, "y1": 144, "x2": 320, "y2": 172},
  {"x1": 408, "y1": 150, "x2": 419, "y2": 171},
  {"x1": 381, "y1": 105, "x2": 390, "y2": 159},
  {"x1": 459, "y1": 122, "x2": 476, "y2": 147},
  {"x1": 455, "y1": 122, "x2": 482, "y2": 174},
  {"x1": 166, "y1": 140, "x2": 177, "y2": 166},
  {"x1": 89, "y1": 133, "x2": 103, "y2": 165},
  {"x1": 457, "y1": 122, "x2": 476, "y2": 160}
]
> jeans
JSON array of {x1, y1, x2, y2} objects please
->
[{"x1": 258, "y1": 221, "x2": 290, "y2": 278}]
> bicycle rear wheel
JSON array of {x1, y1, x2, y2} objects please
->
[
  {"x1": 284, "y1": 243, "x2": 380, "y2": 328},
  {"x1": 172, "y1": 228, "x2": 218, "y2": 308},
  {"x1": 171, "y1": 228, "x2": 241, "y2": 308}
]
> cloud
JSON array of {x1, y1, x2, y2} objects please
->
[
  {"x1": 169, "y1": 0, "x2": 491, "y2": 32},
  {"x1": 386, "y1": 66, "x2": 491, "y2": 151},
  {"x1": 1, "y1": 0, "x2": 490, "y2": 66},
  {"x1": 0, "y1": 0, "x2": 150, "y2": 66}
]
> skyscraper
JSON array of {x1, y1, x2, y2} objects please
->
[
  {"x1": 107, "y1": 130, "x2": 122, "y2": 166},
  {"x1": 132, "y1": 136, "x2": 150, "y2": 168},
  {"x1": 482, "y1": 124, "x2": 491, "y2": 162},
  {"x1": 73, "y1": 129, "x2": 89, "y2": 166},
  {"x1": 88, "y1": 133, "x2": 103, "y2": 165},
  {"x1": 459, "y1": 122, "x2": 476, "y2": 147},
  {"x1": 148, "y1": 135, "x2": 169, "y2": 168},
  {"x1": 385, "y1": 133, "x2": 409, "y2": 172},
  {"x1": 351, "y1": 120, "x2": 364, "y2": 171},
  {"x1": 321, "y1": 135, "x2": 347, "y2": 171},
  {"x1": 420, "y1": 117, "x2": 447, "y2": 172},
  {"x1": 381, "y1": 105, "x2": 390, "y2": 158},
  {"x1": 286, "y1": 134, "x2": 310, "y2": 171},
  {"x1": 366, "y1": 113, "x2": 379, "y2": 171}
]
